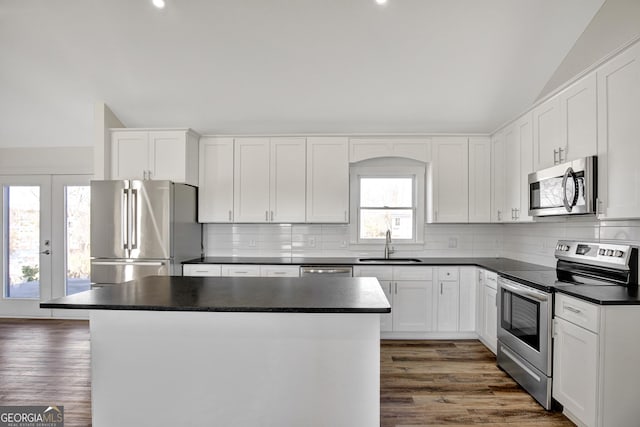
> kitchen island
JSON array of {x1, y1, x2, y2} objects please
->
[{"x1": 41, "y1": 275, "x2": 390, "y2": 427}]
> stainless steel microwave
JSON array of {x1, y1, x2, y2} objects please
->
[{"x1": 528, "y1": 156, "x2": 597, "y2": 217}]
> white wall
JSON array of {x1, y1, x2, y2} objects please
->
[
  {"x1": 93, "y1": 103, "x2": 125, "y2": 180},
  {"x1": 538, "y1": 0, "x2": 640, "y2": 99},
  {"x1": 0, "y1": 147, "x2": 93, "y2": 175}
]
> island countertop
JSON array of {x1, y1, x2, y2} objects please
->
[{"x1": 40, "y1": 275, "x2": 391, "y2": 313}]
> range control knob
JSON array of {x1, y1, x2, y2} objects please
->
[
  {"x1": 599, "y1": 249, "x2": 606, "y2": 256},
  {"x1": 615, "y1": 250, "x2": 625, "y2": 257},
  {"x1": 563, "y1": 245, "x2": 570, "y2": 251},
  {"x1": 606, "y1": 249, "x2": 614, "y2": 256}
]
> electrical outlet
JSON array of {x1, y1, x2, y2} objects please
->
[
  {"x1": 248, "y1": 239, "x2": 256, "y2": 248},
  {"x1": 448, "y1": 237, "x2": 458, "y2": 248},
  {"x1": 340, "y1": 240, "x2": 347, "y2": 248},
  {"x1": 308, "y1": 237, "x2": 316, "y2": 248}
]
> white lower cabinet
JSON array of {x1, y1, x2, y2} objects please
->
[
  {"x1": 553, "y1": 293, "x2": 640, "y2": 427},
  {"x1": 183, "y1": 264, "x2": 300, "y2": 278},
  {"x1": 477, "y1": 269, "x2": 497, "y2": 354}
]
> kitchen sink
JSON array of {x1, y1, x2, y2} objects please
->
[{"x1": 358, "y1": 258, "x2": 423, "y2": 263}]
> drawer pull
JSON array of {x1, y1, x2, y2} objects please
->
[{"x1": 565, "y1": 306, "x2": 582, "y2": 314}]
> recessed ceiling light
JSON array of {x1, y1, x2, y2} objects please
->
[
  {"x1": 375, "y1": 0, "x2": 388, "y2": 5},
  {"x1": 152, "y1": 0, "x2": 166, "y2": 9}
]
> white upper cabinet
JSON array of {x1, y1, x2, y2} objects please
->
[
  {"x1": 468, "y1": 137, "x2": 491, "y2": 223},
  {"x1": 270, "y1": 138, "x2": 306, "y2": 223},
  {"x1": 111, "y1": 129, "x2": 199, "y2": 186},
  {"x1": 559, "y1": 73, "x2": 597, "y2": 162},
  {"x1": 306, "y1": 137, "x2": 349, "y2": 223},
  {"x1": 533, "y1": 73, "x2": 597, "y2": 171},
  {"x1": 597, "y1": 42, "x2": 640, "y2": 220},
  {"x1": 234, "y1": 137, "x2": 306, "y2": 223},
  {"x1": 198, "y1": 137, "x2": 234, "y2": 223},
  {"x1": 430, "y1": 137, "x2": 469, "y2": 223},
  {"x1": 349, "y1": 138, "x2": 431, "y2": 163},
  {"x1": 533, "y1": 97, "x2": 562, "y2": 170},
  {"x1": 502, "y1": 113, "x2": 533, "y2": 222},
  {"x1": 491, "y1": 130, "x2": 506, "y2": 223}
]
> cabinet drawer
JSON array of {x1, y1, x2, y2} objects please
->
[
  {"x1": 485, "y1": 272, "x2": 498, "y2": 290},
  {"x1": 221, "y1": 265, "x2": 261, "y2": 277},
  {"x1": 182, "y1": 264, "x2": 222, "y2": 277},
  {"x1": 260, "y1": 265, "x2": 300, "y2": 277},
  {"x1": 438, "y1": 267, "x2": 459, "y2": 281},
  {"x1": 353, "y1": 266, "x2": 393, "y2": 280},
  {"x1": 393, "y1": 267, "x2": 433, "y2": 281},
  {"x1": 555, "y1": 293, "x2": 600, "y2": 333}
]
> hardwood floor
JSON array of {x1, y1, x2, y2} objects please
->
[
  {"x1": 0, "y1": 319, "x2": 91, "y2": 427},
  {"x1": 0, "y1": 320, "x2": 574, "y2": 426},
  {"x1": 381, "y1": 340, "x2": 574, "y2": 426}
]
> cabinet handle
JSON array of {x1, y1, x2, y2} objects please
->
[
  {"x1": 440, "y1": 282, "x2": 443, "y2": 294},
  {"x1": 559, "y1": 147, "x2": 565, "y2": 163},
  {"x1": 394, "y1": 282, "x2": 397, "y2": 295},
  {"x1": 515, "y1": 208, "x2": 519, "y2": 220},
  {"x1": 344, "y1": 211, "x2": 347, "y2": 222},
  {"x1": 148, "y1": 170, "x2": 152, "y2": 179},
  {"x1": 435, "y1": 211, "x2": 438, "y2": 222},
  {"x1": 228, "y1": 210, "x2": 232, "y2": 221},
  {"x1": 497, "y1": 210, "x2": 502, "y2": 221},
  {"x1": 511, "y1": 208, "x2": 514, "y2": 220},
  {"x1": 270, "y1": 211, "x2": 274, "y2": 222},
  {"x1": 553, "y1": 149, "x2": 559, "y2": 164},
  {"x1": 565, "y1": 305, "x2": 582, "y2": 314},
  {"x1": 265, "y1": 211, "x2": 269, "y2": 221},
  {"x1": 388, "y1": 283, "x2": 391, "y2": 294}
]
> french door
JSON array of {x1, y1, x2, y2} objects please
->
[{"x1": 0, "y1": 175, "x2": 91, "y2": 318}]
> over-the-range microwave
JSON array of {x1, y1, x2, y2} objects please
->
[{"x1": 528, "y1": 156, "x2": 597, "y2": 217}]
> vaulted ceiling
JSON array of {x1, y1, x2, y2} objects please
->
[{"x1": 0, "y1": 0, "x2": 604, "y2": 147}]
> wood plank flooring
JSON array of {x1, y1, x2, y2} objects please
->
[
  {"x1": 0, "y1": 320, "x2": 574, "y2": 426},
  {"x1": 381, "y1": 340, "x2": 574, "y2": 426}
]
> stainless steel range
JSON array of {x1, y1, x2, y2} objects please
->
[{"x1": 497, "y1": 240, "x2": 638, "y2": 410}]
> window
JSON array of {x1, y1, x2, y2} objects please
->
[
  {"x1": 359, "y1": 177, "x2": 414, "y2": 239},
  {"x1": 350, "y1": 159, "x2": 425, "y2": 244}
]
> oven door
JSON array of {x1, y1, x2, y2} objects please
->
[
  {"x1": 528, "y1": 156, "x2": 596, "y2": 217},
  {"x1": 497, "y1": 277, "x2": 552, "y2": 375}
]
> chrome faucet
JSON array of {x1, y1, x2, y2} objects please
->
[{"x1": 384, "y1": 229, "x2": 394, "y2": 259}]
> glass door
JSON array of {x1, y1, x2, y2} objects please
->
[
  {"x1": 51, "y1": 175, "x2": 91, "y2": 318},
  {"x1": 0, "y1": 175, "x2": 52, "y2": 317}
]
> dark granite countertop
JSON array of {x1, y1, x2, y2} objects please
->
[
  {"x1": 40, "y1": 275, "x2": 391, "y2": 313},
  {"x1": 553, "y1": 284, "x2": 640, "y2": 305},
  {"x1": 183, "y1": 256, "x2": 640, "y2": 305}
]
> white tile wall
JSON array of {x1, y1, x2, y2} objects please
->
[{"x1": 204, "y1": 219, "x2": 640, "y2": 264}]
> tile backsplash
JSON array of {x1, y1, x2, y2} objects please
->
[{"x1": 204, "y1": 218, "x2": 640, "y2": 266}]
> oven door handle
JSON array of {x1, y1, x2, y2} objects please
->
[{"x1": 500, "y1": 281, "x2": 549, "y2": 302}]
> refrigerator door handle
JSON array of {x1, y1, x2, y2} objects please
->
[
  {"x1": 91, "y1": 261, "x2": 166, "y2": 267},
  {"x1": 122, "y1": 189, "x2": 129, "y2": 251},
  {"x1": 131, "y1": 189, "x2": 138, "y2": 250}
]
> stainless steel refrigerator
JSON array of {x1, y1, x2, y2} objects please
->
[{"x1": 90, "y1": 180, "x2": 202, "y2": 287}]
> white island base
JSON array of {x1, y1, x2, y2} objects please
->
[{"x1": 90, "y1": 310, "x2": 381, "y2": 427}]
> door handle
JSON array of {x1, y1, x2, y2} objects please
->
[
  {"x1": 131, "y1": 189, "x2": 138, "y2": 249},
  {"x1": 40, "y1": 250, "x2": 50, "y2": 255},
  {"x1": 562, "y1": 167, "x2": 579, "y2": 212}
]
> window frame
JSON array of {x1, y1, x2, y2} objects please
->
[{"x1": 350, "y1": 159, "x2": 425, "y2": 245}]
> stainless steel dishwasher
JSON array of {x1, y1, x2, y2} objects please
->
[{"x1": 299, "y1": 266, "x2": 353, "y2": 277}]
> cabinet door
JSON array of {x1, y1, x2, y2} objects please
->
[
  {"x1": 436, "y1": 280, "x2": 459, "y2": 331},
  {"x1": 221, "y1": 265, "x2": 261, "y2": 277},
  {"x1": 491, "y1": 131, "x2": 506, "y2": 222},
  {"x1": 597, "y1": 43, "x2": 640, "y2": 220},
  {"x1": 393, "y1": 280, "x2": 433, "y2": 332},
  {"x1": 149, "y1": 131, "x2": 187, "y2": 182},
  {"x1": 259, "y1": 265, "x2": 300, "y2": 277},
  {"x1": 182, "y1": 264, "x2": 222, "y2": 277},
  {"x1": 504, "y1": 124, "x2": 520, "y2": 222},
  {"x1": 354, "y1": 266, "x2": 394, "y2": 332},
  {"x1": 306, "y1": 137, "x2": 349, "y2": 223},
  {"x1": 560, "y1": 73, "x2": 597, "y2": 162},
  {"x1": 431, "y1": 137, "x2": 469, "y2": 223},
  {"x1": 111, "y1": 131, "x2": 149, "y2": 180},
  {"x1": 468, "y1": 137, "x2": 491, "y2": 223},
  {"x1": 553, "y1": 318, "x2": 598, "y2": 427},
  {"x1": 516, "y1": 113, "x2": 533, "y2": 222},
  {"x1": 459, "y1": 267, "x2": 476, "y2": 332},
  {"x1": 234, "y1": 138, "x2": 270, "y2": 222},
  {"x1": 199, "y1": 137, "x2": 234, "y2": 222},
  {"x1": 270, "y1": 138, "x2": 306, "y2": 223},
  {"x1": 484, "y1": 286, "x2": 498, "y2": 353},
  {"x1": 533, "y1": 96, "x2": 562, "y2": 170}
]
